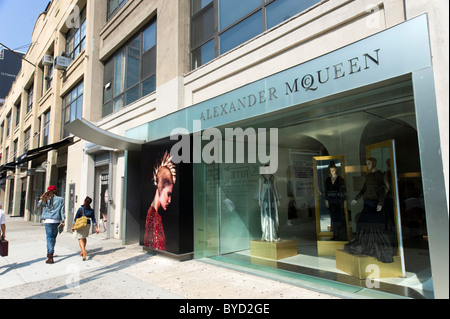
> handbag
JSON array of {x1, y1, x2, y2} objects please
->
[
  {"x1": 73, "y1": 208, "x2": 88, "y2": 231},
  {"x1": 1, "y1": 236, "x2": 8, "y2": 257}
]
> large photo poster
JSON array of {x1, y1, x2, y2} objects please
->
[{"x1": 140, "y1": 137, "x2": 193, "y2": 255}]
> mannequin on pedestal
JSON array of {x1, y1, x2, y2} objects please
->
[
  {"x1": 259, "y1": 166, "x2": 281, "y2": 242},
  {"x1": 345, "y1": 157, "x2": 396, "y2": 263},
  {"x1": 324, "y1": 161, "x2": 347, "y2": 241}
]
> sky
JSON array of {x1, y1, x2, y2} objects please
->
[{"x1": 0, "y1": 0, "x2": 50, "y2": 53}]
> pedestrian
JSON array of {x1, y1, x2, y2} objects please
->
[
  {"x1": 38, "y1": 185, "x2": 65, "y2": 264},
  {"x1": 71, "y1": 196, "x2": 98, "y2": 261},
  {"x1": 0, "y1": 202, "x2": 6, "y2": 241}
]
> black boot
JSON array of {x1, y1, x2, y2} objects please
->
[{"x1": 46, "y1": 253, "x2": 54, "y2": 264}]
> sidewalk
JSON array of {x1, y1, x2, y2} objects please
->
[{"x1": 0, "y1": 216, "x2": 341, "y2": 300}]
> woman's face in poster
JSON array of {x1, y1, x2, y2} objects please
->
[
  {"x1": 329, "y1": 167, "x2": 338, "y2": 177},
  {"x1": 159, "y1": 184, "x2": 173, "y2": 211}
]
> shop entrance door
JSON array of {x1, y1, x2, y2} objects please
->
[
  {"x1": 95, "y1": 167, "x2": 109, "y2": 237},
  {"x1": 67, "y1": 184, "x2": 75, "y2": 230}
]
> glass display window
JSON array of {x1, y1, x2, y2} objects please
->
[{"x1": 193, "y1": 75, "x2": 432, "y2": 298}]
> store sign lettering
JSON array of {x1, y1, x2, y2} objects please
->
[{"x1": 199, "y1": 49, "x2": 381, "y2": 122}]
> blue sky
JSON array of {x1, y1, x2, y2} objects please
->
[{"x1": 0, "y1": 0, "x2": 50, "y2": 53}]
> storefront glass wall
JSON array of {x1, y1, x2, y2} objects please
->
[{"x1": 194, "y1": 75, "x2": 433, "y2": 298}]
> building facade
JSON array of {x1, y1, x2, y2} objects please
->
[{"x1": 0, "y1": 0, "x2": 448, "y2": 299}]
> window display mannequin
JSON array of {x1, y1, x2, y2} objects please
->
[
  {"x1": 324, "y1": 161, "x2": 347, "y2": 241},
  {"x1": 382, "y1": 158, "x2": 398, "y2": 247},
  {"x1": 286, "y1": 166, "x2": 298, "y2": 226},
  {"x1": 345, "y1": 157, "x2": 396, "y2": 263},
  {"x1": 259, "y1": 165, "x2": 281, "y2": 242}
]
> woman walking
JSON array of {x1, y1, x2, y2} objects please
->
[
  {"x1": 72, "y1": 197, "x2": 99, "y2": 260},
  {"x1": 39, "y1": 185, "x2": 65, "y2": 264}
]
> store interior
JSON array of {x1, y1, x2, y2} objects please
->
[{"x1": 195, "y1": 75, "x2": 433, "y2": 298}]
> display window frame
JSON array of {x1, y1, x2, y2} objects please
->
[{"x1": 191, "y1": 75, "x2": 434, "y2": 298}]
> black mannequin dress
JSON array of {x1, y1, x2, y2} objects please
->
[{"x1": 344, "y1": 170, "x2": 397, "y2": 263}]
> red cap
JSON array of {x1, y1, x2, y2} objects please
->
[{"x1": 47, "y1": 185, "x2": 57, "y2": 192}]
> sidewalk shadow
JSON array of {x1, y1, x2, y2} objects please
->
[
  {"x1": 0, "y1": 257, "x2": 47, "y2": 276},
  {"x1": 0, "y1": 246, "x2": 126, "y2": 276},
  {"x1": 25, "y1": 247, "x2": 153, "y2": 299},
  {"x1": 0, "y1": 251, "x2": 85, "y2": 276}
]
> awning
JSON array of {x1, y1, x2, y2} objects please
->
[
  {"x1": 15, "y1": 136, "x2": 75, "y2": 166},
  {"x1": 64, "y1": 119, "x2": 145, "y2": 151},
  {"x1": 0, "y1": 162, "x2": 17, "y2": 179},
  {"x1": 0, "y1": 137, "x2": 74, "y2": 178}
]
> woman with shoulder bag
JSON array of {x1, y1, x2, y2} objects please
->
[{"x1": 71, "y1": 197, "x2": 99, "y2": 260}]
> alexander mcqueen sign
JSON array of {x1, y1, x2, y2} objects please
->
[{"x1": 199, "y1": 49, "x2": 381, "y2": 122}]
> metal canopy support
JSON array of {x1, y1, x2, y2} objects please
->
[{"x1": 64, "y1": 119, "x2": 145, "y2": 151}]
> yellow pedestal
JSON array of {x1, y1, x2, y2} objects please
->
[
  {"x1": 335, "y1": 249, "x2": 403, "y2": 279},
  {"x1": 250, "y1": 239, "x2": 297, "y2": 260},
  {"x1": 317, "y1": 240, "x2": 347, "y2": 256}
]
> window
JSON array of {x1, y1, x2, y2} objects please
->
[
  {"x1": 27, "y1": 85, "x2": 34, "y2": 113},
  {"x1": 45, "y1": 60, "x2": 53, "y2": 91},
  {"x1": 62, "y1": 81, "x2": 84, "y2": 138},
  {"x1": 24, "y1": 127, "x2": 31, "y2": 153},
  {"x1": 6, "y1": 113, "x2": 11, "y2": 137},
  {"x1": 43, "y1": 111, "x2": 50, "y2": 146},
  {"x1": 102, "y1": 19, "x2": 157, "y2": 117},
  {"x1": 65, "y1": 6, "x2": 86, "y2": 60},
  {"x1": 37, "y1": 117, "x2": 41, "y2": 148},
  {"x1": 15, "y1": 102, "x2": 21, "y2": 127},
  {"x1": 13, "y1": 139, "x2": 17, "y2": 161},
  {"x1": 190, "y1": 0, "x2": 320, "y2": 69},
  {"x1": 0, "y1": 122, "x2": 3, "y2": 143},
  {"x1": 107, "y1": 0, "x2": 127, "y2": 21}
]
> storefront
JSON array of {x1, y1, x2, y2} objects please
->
[{"x1": 124, "y1": 15, "x2": 447, "y2": 298}]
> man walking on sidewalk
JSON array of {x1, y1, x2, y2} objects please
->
[{"x1": 38, "y1": 186, "x2": 65, "y2": 264}]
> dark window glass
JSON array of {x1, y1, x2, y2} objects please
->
[
  {"x1": 190, "y1": 0, "x2": 320, "y2": 70},
  {"x1": 15, "y1": 103, "x2": 21, "y2": 127},
  {"x1": 102, "y1": 102, "x2": 112, "y2": 118},
  {"x1": 143, "y1": 23, "x2": 156, "y2": 52},
  {"x1": 126, "y1": 35, "x2": 141, "y2": 90},
  {"x1": 220, "y1": 11, "x2": 262, "y2": 54},
  {"x1": 24, "y1": 128, "x2": 31, "y2": 152},
  {"x1": 218, "y1": 0, "x2": 261, "y2": 31},
  {"x1": 43, "y1": 111, "x2": 50, "y2": 146},
  {"x1": 191, "y1": 39, "x2": 215, "y2": 69},
  {"x1": 191, "y1": 0, "x2": 213, "y2": 16},
  {"x1": 266, "y1": 0, "x2": 319, "y2": 29},
  {"x1": 26, "y1": 85, "x2": 34, "y2": 113},
  {"x1": 191, "y1": 5, "x2": 215, "y2": 50},
  {"x1": 126, "y1": 85, "x2": 140, "y2": 105},
  {"x1": 142, "y1": 76, "x2": 156, "y2": 96},
  {"x1": 102, "y1": 19, "x2": 156, "y2": 117},
  {"x1": 142, "y1": 47, "x2": 156, "y2": 79},
  {"x1": 107, "y1": 0, "x2": 127, "y2": 20},
  {"x1": 62, "y1": 81, "x2": 83, "y2": 138},
  {"x1": 65, "y1": 7, "x2": 87, "y2": 60}
]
